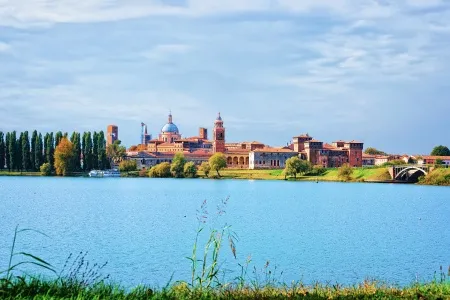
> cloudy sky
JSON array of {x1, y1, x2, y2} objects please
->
[{"x1": 0, "y1": 0, "x2": 449, "y2": 154}]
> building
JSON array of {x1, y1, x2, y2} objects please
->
[
  {"x1": 126, "y1": 112, "x2": 364, "y2": 170},
  {"x1": 249, "y1": 148, "x2": 298, "y2": 169},
  {"x1": 107, "y1": 125, "x2": 118, "y2": 145},
  {"x1": 417, "y1": 156, "x2": 450, "y2": 166}
]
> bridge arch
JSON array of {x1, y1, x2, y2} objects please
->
[{"x1": 395, "y1": 166, "x2": 428, "y2": 182}]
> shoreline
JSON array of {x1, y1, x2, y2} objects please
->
[{"x1": 1, "y1": 169, "x2": 449, "y2": 186}]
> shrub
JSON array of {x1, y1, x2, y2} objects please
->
[
  {"x1": 149, "y1": 162, "x2": 171, "y2": 178},
  {"x1": 337, "y1": 164, "x2": 353, "y2": 181},
  {"x1": 119, "y1": 160, "x2": 137, "y2": 172},
  {"x1": 199, "y1": 162, "x2": 211, "y2": 178},
  {"x1": 184, "y1": 162, "x2": 197, "y2": 178},
  {"x1": 40, "y1": 163, "x2": 52, "y2": 176},
  {"x1": 171, "y1": 153, "x2": 186, "y2": 178}
]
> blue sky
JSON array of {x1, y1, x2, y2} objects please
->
[{"x1": 0, "y1": 0, "x2": 449, "y2": 154}]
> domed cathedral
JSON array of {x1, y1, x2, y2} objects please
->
[
  {"x1": 159, "y1": 111, "x2": 181, "y2": 143},
  {"x1": 213, "y1": 112, "x2": 226, "y2": 153}
]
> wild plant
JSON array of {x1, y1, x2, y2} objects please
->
[
  {"x1": 0, "y1": 225, "x2": 56, "y2": 282},
  {"x1": 57, "y1": 251, "x2": 109, "y2": 288},
  {"x1": 186, "y1": 197, "x2": 238, "y2": 291}
]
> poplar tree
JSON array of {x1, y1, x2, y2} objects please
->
[
  {"x1": 70, "y1": 132, "x2": 81, "y2": 171},
  {"x1": 55, "y1": 131, "x2": 63, "y2": 148},
  {"x1": 92, "y1": 131, "x2": 99, "y2": 169},
  {"x1": 83, "y1": 132, "x2": 93, "y2": 171},
  {"x1": 0, "y1": 132, "x2": 5, "y2": 170},
  {"x1": 35, "y1": 133, "x2": 44, "y2": 170},
  {"x1": 97, "y1": 131, "x2": 107, "y2": 170},
  {"x1": 31, "y1": 130, "x2": 38, "y2": 170},
  {"x1": 17, "y1": 132, "x2": 23, "y2": 171},
  {"x1": 22, "y1": 131, "x2": 31, "y2": 171},
  {"x1": 9, "y1": 131, "x2": 18, "y2": 171},
  {"x1": 46, "y1": 133, "x2": 54, "y2": 169},
  {"x1": 5, "y1": 132, "x2": 11, "y2": 171}
]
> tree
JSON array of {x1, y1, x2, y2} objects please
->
[
  {"x1": 40, "y1": 163, "x2": 52, "y2": 176},
  {"x1": 0, "y1": 131, "x2": 4, "y2": 170},
  {"x1": 364, "y1": 147, "x2": 387, "y2": 155},
  {"x1": 92, "y1": 132, "x2": 99, "y2": 169},
  {"x1": 70, "y1": 132, "x2": 82, "y2": 171},
  {"x1": 149, "y1": 162, "x2": 171, "y2": 178},
  {"x1": 431, "y1": 145, "x2": 450, "y2": 156},
  {"x1": 284, "y1": 157, "x2": 301, "y2": 179},
  {"x1": 184, "y1": 161, "x2": 197, "y2": 178},
  {"x1": 82, "y1": 132, "x2": 93, "y2": 171},
  {"x1": 17, "y1": 132, "x2": 23, "y2": 171},
  {"x1": 31, "y1": 130, "x2": 38, "y2": 171},
  {"x1": 5, "y1": 132, "x2": 10, "y2": 171},
  {"x1": 209, "y1": 153, "x2": 227, "y2": 177},
  {"x1": 199, "y1": 161, "x2": 211, "y2": 178},
  {"x1": 9, "y1": 131, "x2": 17, "y2": 171},
  {"x1": 119, "y1": 160, "x2": 137, "y2": 172},
  {"x1": 45, "y1": 133, "x2": 54, "y2": 169},
  {"x1": 106, "y1": 140, "x2": 126, "y2": 167},
  {"x1": 338, "y1": 164, "x2": 353, "y2": 182},
  {"x1": 35, "y1": 133, "x2": 44, "y2": 171},
  {"x1": 97, "y1": 131, "x2": 108, "y2": 170},
  {"x1": 55, "y1": 131, "x2": 63, "y2": 147},
  {"x1": 54, "y1": 138, "x2": 75, "y2": 176},
  {"x1": 435, "y1": 158, "x2": 444, "y2": 167},
  {"x1": 171, "y1": 153, "x2": 186, "y2": 178},
  {"x1": 21, "y1": 131, "x2": 32, "y2": 171}
]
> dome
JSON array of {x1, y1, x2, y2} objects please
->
[
  {"x1": 215, "y1": 112, "x2": 223, "y2": 122},
  {"x1": 162, "y1": 123, "x2": 179, "y2": 133}
]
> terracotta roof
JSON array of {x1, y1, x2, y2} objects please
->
[
  {"x1": 323, "y1": 143, "x2": 338, "y2": 150},
  {"x1": 226, "y1": 149, "x2": 251, "y2": 154},
  {"x1": 422, "y1": 156, "x2": 450, "y2": 160},
  {"x1": 253, "y1": 147, "x2": 295, "y2": 153},
  {"x1": 362, "y1": 154, "x2": 376, "y2": 159},
  {"x1": 306, "y1": 139, "x2": 322, "y2": 143}
]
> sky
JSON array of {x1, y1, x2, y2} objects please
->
[{"x1": 0, "y1": 0, "x2": 449, "y2": 154}]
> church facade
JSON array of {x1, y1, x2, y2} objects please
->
[{"x1": 126, "y1": 112, "x2": 364, "y2": 170}]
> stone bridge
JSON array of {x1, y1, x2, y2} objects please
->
[{"x1": 388, "y1": 165, "x2": 432, "y2": 182}]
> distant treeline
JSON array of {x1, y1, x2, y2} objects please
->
[{"x1": 0, "y1": 130, "x2": 109, "y2": 172}]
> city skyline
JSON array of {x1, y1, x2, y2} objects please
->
[{"x1": 1, "y1": 0, "x2": 450, "y2": 154}]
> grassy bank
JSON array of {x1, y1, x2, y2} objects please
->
[
  {"x1": 198, "y1": 168, "x2": 392, "y2": 183},
  {"x1": 0, "y1": 170, "x2": 41, "y2": 176},
  {"x1": 1, "y1": 276, "x2": 449, "y2": 299},
  {"x1": 419, "y1": 168, "x2": 450, "y2": 186}
]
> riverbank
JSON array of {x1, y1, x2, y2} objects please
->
[
  {"x1": 2, "y1": 168, "x2": 449, "y2": 186},
  {"x1": 1, "y1": 276, "x2": 449, "y2": 299}
]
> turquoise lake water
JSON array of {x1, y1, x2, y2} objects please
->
[{"x1": 0, "y1": 177, "x2": 449, "y2": 287}]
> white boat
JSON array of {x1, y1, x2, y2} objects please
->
[{"x1": 89, "y1": 169, "x2": 121, "y2": 178}]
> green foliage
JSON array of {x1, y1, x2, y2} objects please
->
[
  {"x1": 45, "y1": 133, "x2": 54, "y2": 169},
  {"x1": 0, "y1": 131, "x2": 5, "y2": 170},
  {"x1": 70, "y1": 132, "x2": 82, "y2": 172},
  {"x1": 337, "y1": 163, "x2": 353, "y2": 181},
  {"x1": 149, "y1": 162, "x2": 171, "y2": 178},
  {"x1": 184, "y1": 161, "x2": 197, "y2": 178},
  {"x1": 420, "y1": 168, "x2": 450, "y2": 186},
  {"x1": 82, "y1": 132, "x2": 93, "y2": 171},
  {"x1": 97, "y1": 131, "x2": 108, "y2": 170},
  {"x1": 39, "y1": 163, "x2": 52, "y2": 176},
  {"x1": 171, "y1": 153, "x2": 186, "y2": 178},
  {"x1": 284, "y1": 157, "x2": 312, "y2": 179},
  {"x1": 364, "y1": 147, "x2": 387, "y2": 155},
  {"x1": 119, "y1": 160, "x2": 137, "y2": 172},
  {"x1": 307, "y1": 165, "x2": 327, "y2": 176},
  {"x1": 382, "y1": 159, "x2": 407, "y2": 167},
  {"x1": 209, "y1": 153, "x2": 227, "y2": 177},
  {"x1": 431, "y1": 145, "x2": 450, "y2": 156},
  {"x1": 106, "y1": 140, "x2": 126, "y2": 167},
  {"x1": 55, "y1": 131, "x2": 63, "y2": 148},
  {"x1": 199, "y1": 162, "x2": 211, "y2": 178}
]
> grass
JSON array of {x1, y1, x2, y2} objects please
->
[
  {"x1": 0, "y1": 277, "x2": 449, "y2": 299},
  {"x1": 0, "y1": 170, "x2": 42, "y2": 176},
  {"x1": 419, "y1": 167, "x2": 450, "y2": 186}
]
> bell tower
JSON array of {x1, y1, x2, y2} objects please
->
[{"x1": 213, "y1": 113, "x2": 226, "y2": 153}]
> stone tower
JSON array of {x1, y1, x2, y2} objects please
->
[
  {"x1": 107, "y1": 125, "x2": 118, "y2": 146},
  {"x1": 213, "y1": 113, "x2": 226, "y2": 153}
]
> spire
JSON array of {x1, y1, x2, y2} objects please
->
[{"x1": 168, "y1": 110, "x2": 173, "y2": 124}]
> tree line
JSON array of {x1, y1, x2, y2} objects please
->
[{"x1": 0, "y1": 130, "x2": 110, "y2": 173}]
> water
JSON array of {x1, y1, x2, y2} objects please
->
[{"x1": 0, "y1": 177, "x2": 449, "y2": 287}]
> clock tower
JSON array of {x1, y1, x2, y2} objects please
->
[{"x1": 213, "y1": 113, "x2": 226, "y2": 153}]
